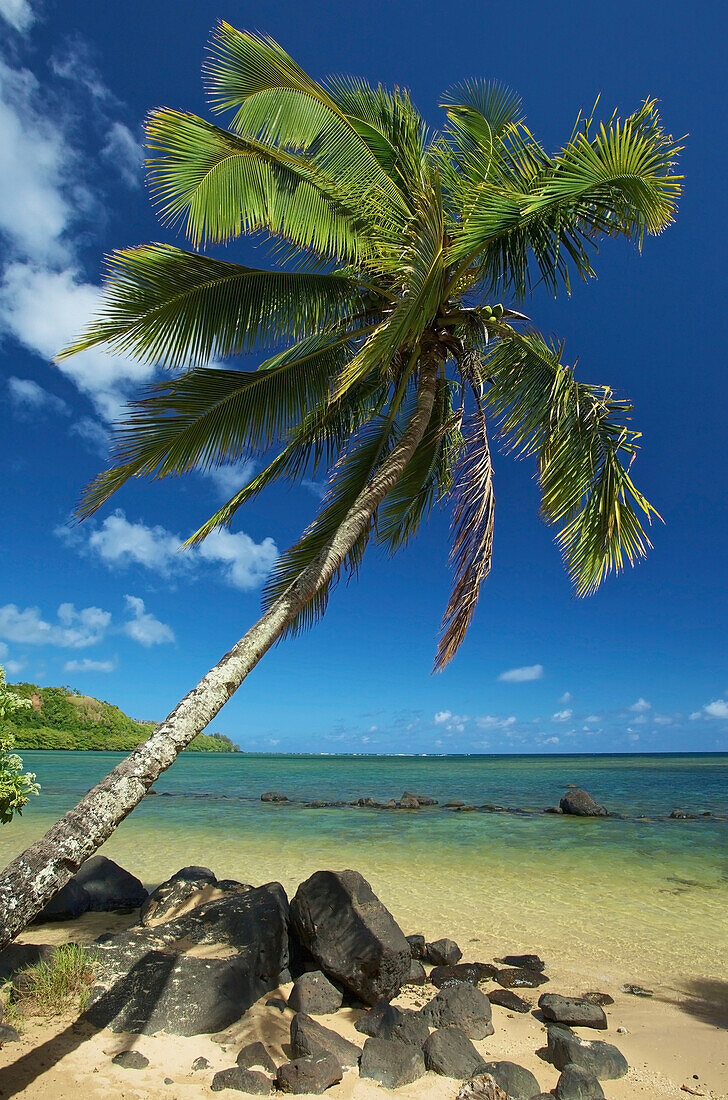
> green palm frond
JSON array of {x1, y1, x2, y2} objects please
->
[
  {"x1": 434, "y1": 404, "x2": 495, "y2": 671},
  {"x1": 442, "y1": 79, "x2": 524, "y2": 138},
  {"x1": 147, "y1": 109, "x2": 369, "y2": 262},
  {"x1": 485, "y1": 329, "x2": 659, "y2": 595},
  {"x1": 57, "y1": 245, "x2": 365, "y2": 367},
  {"x1": 204, "y1": 24, "x2": 410, "y2": 221}
]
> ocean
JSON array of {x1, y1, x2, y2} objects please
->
[{"x1": 2, "y1": 751, "x2": 727, "y2": 988}]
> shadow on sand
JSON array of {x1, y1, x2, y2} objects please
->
[{"x1": 658, "y1": 978, "x2": 728, "y2": 1030}]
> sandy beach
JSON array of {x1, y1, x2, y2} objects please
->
[{"x1": 1, "y1": 903, "x2": 726, "y2": 1100}]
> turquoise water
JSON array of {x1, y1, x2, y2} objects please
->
[{"x1": 3, "y1": 752, "x2": 727, "y2": 986}]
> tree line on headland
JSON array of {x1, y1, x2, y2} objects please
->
[{"x1": 6, "y1": 682, "x2": 239, "y2": 753}]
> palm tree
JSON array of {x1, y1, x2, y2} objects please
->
[{"x1": 0, "y1": 25, "x2": 681, "y2": 946}]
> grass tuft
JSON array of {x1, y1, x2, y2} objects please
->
[{"x1": 14, "y1": 944, "x2": 96, "y2": 1017}]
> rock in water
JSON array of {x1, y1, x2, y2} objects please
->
[
  {"x1": 276, "y1": 1054, "x2": 342, "y2": 1095},
  {"x1": 75, "y1": 855, "x2": 148, "y2": 911},
  {"x1": 545, "y1": 1025, "x2": 628, "y2": 1079},
  {"x1": 487, "y1": 989, "x2": 531, "y2": 1013},
  {"x1": 457, "y1": 1075, "x2": 509, "y2": 1100},
  {"x1": 499, "y1": 954, "x2": 545, "y2": 971},
  {"x1": 426, "y1": 938, "x2": 463, "y2": 966},
  {"x1": 421, "y1": 983, "x2": 494, "y2": 1039},
  {"x1": 289, "y1": 870, "x2": 411, "y2": 1004},
  {"x1": 359, "y1": 1037, "x2": 426, "y2": 1087},
  {"x1": 288, "y1": 970, "x2": 343, "y2": 1015},
  {"x1": 559, "y1": 789, "x2": 608, "y2": 817},
  {"x1": 480, "y1": 1060, "x2": 542, "y2": 1098},
  {"x1": 555, "y1": 1063, "x2": 605, "y2": 1099},
  {"x1": 211, "y1": 1067, "x2": 273, "y2": 1094},
  {"x1": 290, "y1": 1013, "x2": 361, "y2": 1068},
  {"x1": 85, "y1": 882, "x2": 289, "y2": 1035},
  {"x1": 430, "y1": 963, "x2": 498, "y2": 987},
  {"x1": 423, "y1": 1027, "x2": 486, "y2": 1078},
  {"x1": 539, "y1": 993, "x2": 607, "y2": 1029},
  {"x1": 261, "y1": 791, "x2": 290, "y2": 803},
  {"x1": 496, "y1": 967, "x2": 548, "y2": 988}
]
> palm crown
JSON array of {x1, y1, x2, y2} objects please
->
[{"x1": 60, "y1": 24, "x2": 682, "y2": 670}]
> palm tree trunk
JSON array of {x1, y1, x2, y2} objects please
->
[{"x1": 0, "y1": 365, "x2": 438, "y2": 949}]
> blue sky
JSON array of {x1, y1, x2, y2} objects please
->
[{"x1": 0, "y1": 0, "x2": 726, "y2": 754}]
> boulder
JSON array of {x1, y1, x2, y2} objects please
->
[
  {"x1": 406, "y1": 934, "x2": 426, "y2": 958},
  {"x1": 391, "y1": 1012, "x2": 430, "y2": 1048},
  {"x1": 290, "y1": 870, "x2": 411, "y2": 1005},
  {"x1": 35, "y1": 880, "x2": 90, "y2": 922},
  {"x1": 236, "y1": 1042, "x2": 277, "y2": 1074},
  {"x1": 430, "y1": 963, "x2": 498, "y2": 987},
  {"x1": 669, "y1": 809, "x2": 695, "y2": 819},
  {"x1": 423, "y1": 1027, "x2": 486, "y2": 1078},
  {"x1": 421, "y1": 983, "x2": 494, "y2": 1039},
  {"x1": 559, "y1": 789, "x2": 607, "y2": 817},
  {"x1": 261, "y1": 792, "x2": 289, "y2": 803},
  {"x1": 403, "y1": 791, "x2": 438, "y2": 805},
  {"x1": 457, "y1": 1075, "x2": 510, "y2": 1100},
  {"x1": 426, "y1": 938, "x2": 462, "y2": 966},
  {"x1": 480, "y1": 1060, "x2": 542, "y2": 1098},
  {"x1": 288, "y1": 971, "x2": 343, "y2": 1015},
  {"x1": 555, "y1": 1063, "x2": 605, "y2": 1099},
  {"x1": 112, "y1": 1050, "x2": 149, "y2": 1069},
  {"x1": 407, "y1": 959, "x2": 427, "y2": 984},
  {"x1": 0, "y1": 943, "x2": 55, "y2": 981},
  {"x1": 399, "y1": 794, "x2": 420, "y2": 809},
  {"x1": 355, "y1": 999, "x2": 402, "y2": 1038},
  {"x1": 545, "y1": 1025, "x2": 628, "y2": 1079},
  {"x1": 290, "y1": 1013, "x2": 361, "y2": 1068},
  {"x1": 276, "y1": 1053, "x2": 342, "y2": 1095},
  {"x1": 140, "y1": 866, "x2": 234, "y2": 926},
  {"x1": 538, "y1": 993, "x2": 607, "y2": 1029},
  {"x1": 85, "y1": 882, "x2": 289, "y2": 1035},
  {"x1": 0, "y1": 1024, "x2": 20, "y2": 1043},
  {"x1": 487, "y1": 988, "x2": 531, "y2": 1013},
  {"x1": 359, "y1": 1036, "x2": 426, "y2": 1088},
  {"x1": 499, "y1": 954, "x2": 545, "y2": 972},
  {"x1": 496, "y1": 967, "x2": 548, "y2": 989},
  {"x1": 74, "y1": 856, "x2": 148, "y2": 911},
  {"x1": 211, "y1": 1067, "x2": 273, "y2": 1094}
]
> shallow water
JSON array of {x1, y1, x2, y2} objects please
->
[{"x1": 3, "y1": 752, "x2": 727, "y2": 987}]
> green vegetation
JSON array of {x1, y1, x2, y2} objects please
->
[
  {"x1": 14, "y1": 944, "x2": 96, "y2": 1017},
  {"x1": 0, "y1": 665, "x2": 40, "y2": 823},
  {"x1": 8, "y1": 681, "x2": 239, "y2": 752}
]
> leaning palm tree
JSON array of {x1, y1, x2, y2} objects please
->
[{"x1": 0, "y1": 24, "x2": 681, "y2": 945}]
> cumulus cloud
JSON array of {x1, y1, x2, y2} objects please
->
[
  {"x1": 201, "y1": 460, "x2": 257, "y2": 499},
  {"x1": 64, "y1": 658, "x2": 115, "y2": 673},
  {"x1": 0, "y1": 602, "x2": 111, "y2": 648},
  {"x1": 694, "y1": 699, "x2": 728, "y2": 720},
  {"x1": 102, "y1": 121, "x2": 143, "y2": 188},
  {"x1": 69, "y1": 416, "x2": 110, "y2": 456},
  {"x1": 559, "y1": 691, "x2": 572, "y2": 704},
  {"x1": 59, "y1": 509, "x2": 278, "y2": 592},
  {"x1": 498, "y1": 664, "x2": 544, "y2": 683},
  {"x1": 7, "y1": 376, "x2": 68, "y2": 416},
  {"x1": 629, "y1": 697, "x2": 652, "y2": 713},
  {"x1": 552, "y1": 708, "x2": 572, "y2": 722},
  {"x1": 0, "y1": 0, "x2": 35, "y2": 33},
  {"x1": 122, "y1": 595, "x2": 174, "y2": 647},
  {"x1": 476, "y1": 714, "x2": 516, "y2": 730}
]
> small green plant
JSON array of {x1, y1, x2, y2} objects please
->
[
  {"x1": 15, "y1": 945, "x2": 96, "y2": 1017},
  {"x1": 0, "y1": 666, "x2": 39, "y2": 824}
]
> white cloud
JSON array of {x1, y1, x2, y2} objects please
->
[
  {"x1": 544, "y1": 736, "x2": 559, "y2": 745},
  {"x1": 629, "y1": 697, "x2": 652, "y2": 713},
  {"x1": 0, "y1": 60, "x2": 74, "y2": 264},
  {"x1": 102, "y1": 122, "x2": 143, "y2": 188},
  {"x1": 69, "y1": 416, "x2": 110, "y2": 456},
  {"x1": 0, "y1": 0, "x2": 35, "y2": 33},
  {"x1": 434, "y1": 710, "x2": 452, "y2": 724},
  {"x1": 559, "y1": 691, "x2": 572, "y2": 704},
  {"x1": 703, "y1": 699, "x2": 728, "y2": 720},
  {"x1": 122, "y1": 595, "x2": 174, "y2": 647},
  {"x1": 7, "y1": 376, "x2": 68, "y2": 416},
  {"x1": 50, "y1": 42, "x2": 116, "y2": 104},
  {"x1": 60, "y1": 509, "x2": 278, "y2": 593},
  {"x1": 0, "y1": 602, "x2": 110, "y2": 648},
  {"x1": 652, "y1": 714, "x2": 674, "y2": 726},
  {"x1": 498, "y1": 664, "x2": 544, "y2": 683},
  {"x1": 0, "y1": 263, "x2": 156, "y2": 418},
  {"x1": 584, "y1": 714, "x2": 601, "y2": 723},
  {"x1": 201, "y1": 460, "x2": 257, "y2": 499},
  {"x1": 476, "y1": 714, "x2": 516, "y2": 730},
  {"x1": 64, "y1": 658, "x2": 115, "y2": 673},
  {"x1": 5, "y1": 659, "x2": 24, "y2": 676},
  {"x1": 552, "y1": 708, "x2": 572, "y2": 722},
  {"x1": 0, "y1": 641, "x2": 7, "y2": 659}
]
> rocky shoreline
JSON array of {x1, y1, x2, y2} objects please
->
[{"x1": 0, "y1": 857, "x2": 642, "y2": 1099}]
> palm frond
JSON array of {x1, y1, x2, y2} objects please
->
[
  {"x1": 434, "y1": 404, "x2": 495, "y2": 670},
  {"x1": 57, "y1": 244, "x2": 365, "y2": 367},
  {"x1": 147, "y1": 109, "x2": 369, "y2": 262},
  {"x1": 485, "y1": 329, "x2": 659, "y2": 595}
]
